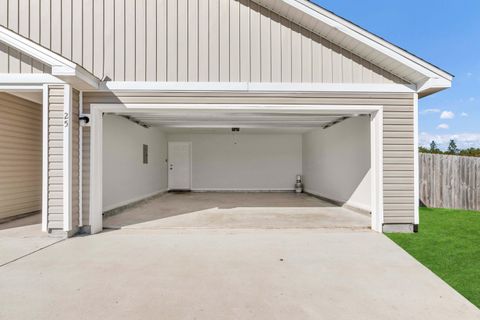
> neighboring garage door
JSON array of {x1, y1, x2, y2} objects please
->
[{"x1": 0, "y1": 92, "x2": 42, "y2": 222}]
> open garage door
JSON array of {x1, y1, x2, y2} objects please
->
[{"x1": 88, "y1": 104, "x2": 383, "y2": 233}]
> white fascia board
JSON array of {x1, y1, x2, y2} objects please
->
[
  {"x1": 0, "y1": 26, "x2": 100, "y2": 89},
  {"x1": 253, "y1": 0, "x2": 452, "y2": 85},
  {"x1": 0, "y1": 26, "x2": 74, "y2": 68},
  {"x1": 99, "y1": 82, "x2": 417, "y2": 93},
  {"x1": 0, "y1": 74, "x2": 65, "y2": 84},
  {"x1": 416, "y1": 77, "x2": 452, "y2": 97},
  {"x1": 52, "y1": 66, "x2": 100, "y2": 89}
]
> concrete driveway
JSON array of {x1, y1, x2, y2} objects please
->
[{"x1": 1, "y1": 226, "x2": 479, "y2": 319}]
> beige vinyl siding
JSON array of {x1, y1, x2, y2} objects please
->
[
  {"x1": 0, "y1": 0, "x2": 407, "y2": 85},
  {"x1": 0, "y1": 43, "x2": 51, "y2": 73},
  {"x1": 45, "y1": 85, "x2": 81, "y2": 233},
  {"x1": 0, "y1": 92, "x2": 42, "y2": 221},
  {"x1": 47, "y1": 85, "x2": 64, "y2": 230},
  {"x1": 82, "y1": 91, "x2": 415, "y2": 225}
]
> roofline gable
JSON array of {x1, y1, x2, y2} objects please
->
[
  {"x1": 251, "y1": 0, "x2": 453, "y2": 96},
  {"x1": 0, "y1": 25, "x2": 99, "y2": 89}
]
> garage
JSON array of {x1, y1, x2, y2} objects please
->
[
  {"x1": 88, "y1": 104, "x2": 381, "y2": 231},
  {"x1": 0, "y1": 0, "x2": 453, "y2": 236},
  {"x1": 0, "y1": 92, "x2": 43, "y2": 224}
]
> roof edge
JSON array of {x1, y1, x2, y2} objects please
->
[
  {"x1": 0, "y1": 25, "x2": 100, "y2": 89},
  {"x1": 252, "y1": 0, "x2": 453, "y2": 86}
]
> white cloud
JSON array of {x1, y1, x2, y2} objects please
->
[
  {"x1": 420, "y1": 132, "x2": 480, "y2": 149},
  {"x1": 420, "y1": 108, "x2": 441, "y2": 115},
  {"x1": 461, "y1": 112, "x2": 469, "y2": 117},
  {"x1": 437, "y1": 124, "x2": 449, "y2": 130},
  {"x1": 440, "y1": 111, "x2": 455, "y2": 119}
]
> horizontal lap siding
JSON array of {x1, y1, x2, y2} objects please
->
[
  {"x1": 83, "y1": 92, "x2": 415, "y2": 225},
  {"x1": 47, "y1": 85, "x2": 64, "y2": 230},
  {"x1": 0, "y1": 0, "x2": 406, "y2": 85},
  {"x1": 0, "y1": 93, "x2": 42, "y2": 220}
]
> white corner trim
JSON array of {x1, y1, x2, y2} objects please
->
[
  {"x1": 78, "y1": 91, "x2": 83, "y2": 227},
  {"x1": 63, "y1": 85, "x2": 73, "y2": 231},
  {"x1": 89, "y1": 108, "x2": 104, "y2": 234},
  {"x1": 370, "y1": 108, "x2": 384, "y2": 232},
  {"x1": 41, "y1": 85, "x2": 49, "y2": 232},
  {"x1": 413, "y1": 93, "x2": 419, "y2": 226},
  {"x1": 98, "y1": 81, "x2": 417, "y2": 93}
]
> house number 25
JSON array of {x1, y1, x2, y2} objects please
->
[{"x1": 64, "y1": 112, "x2": 69, "y2": 128}]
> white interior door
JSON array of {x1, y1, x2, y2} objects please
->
[{"x1": 168, "y1": 142, "x2": 192, "y2": 190}]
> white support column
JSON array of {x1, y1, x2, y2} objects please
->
[
  {"x1": 41, "y1": 85, "x2": 49, "y2": 232},
  {"x1": 89, "y1": 108, "x2": 103, "y2": 234},
  {"x1": 413, "y1": 93, "x2": 419, "y2": 228},
  {"x1": 370, "y1": 108, "x2": 384, "y2": 232},
  {"x1": 78, "y1": 91, "x2": 83, "y2": 228},
  {"x1": 63, "y1": 84, "x2": 73, "y2": 231}
]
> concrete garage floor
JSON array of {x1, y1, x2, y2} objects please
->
[
  {"x1": 0, "y1": 214, "x2": 62, "y2": 266},
  {"x1": 104, "y1": 192, "x2": 371, "y2": 230},
  {"x1": 1, "y1": 228, "x2": 479, "y2": 320},
  {"x1": 1, "y1": 194, "x2": 479, "y2": 319}
]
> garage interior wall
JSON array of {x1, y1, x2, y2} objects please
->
[
  {"x1": 102, "y1": 114, "x2": 371, "y2": 214},
  {"x1": 102, "y1": 115, "x2": 168, "y2": 211},
  {"x1": 167, "y1": 133, "x2": 303, "y2": 191},
  {"x1": 302, "y1": 117, "x2": 371, "y2": 212},
  {"x1": 0, "y1": 92, "x2": 42, "y2": 222}
]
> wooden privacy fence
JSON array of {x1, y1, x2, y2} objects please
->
[{"x1": 419, "y1": 153, "x2": 480, "y2": 211}]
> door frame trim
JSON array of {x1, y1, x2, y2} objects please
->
[{"x1": 167, "y1": 141, "x2": 192, "y2": 191}]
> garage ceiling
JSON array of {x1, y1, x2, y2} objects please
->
[{"x1": 110, "y1": 110, "x2": 365, "y2": 132}]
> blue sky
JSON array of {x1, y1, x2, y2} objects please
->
[{"x1": 313, "y1": 0, "x2": 480, "y2": 149}]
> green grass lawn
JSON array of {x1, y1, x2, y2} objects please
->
[{"x1": 387, "y1": 207, "x2": 480, "y2": 308}]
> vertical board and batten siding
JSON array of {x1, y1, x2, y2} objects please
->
[
  {"x1": 82, "y1": 91, "x2": 416, "y2": 225},
  {"x1": 0, "y1": 93, "x2": 42, "y2": 221},
  {"x1": 0, "y1": 43, "x2": 51, "y2": 73},
  {"x1": 0, "y1": 0, "x2": 406, "y2": 85},
  {"x1": 420, "y1": 153, "x2": 480, "y2": 211},
  {"x1": 47, "y1": 85, "x2": 64, "y2": 230}
]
